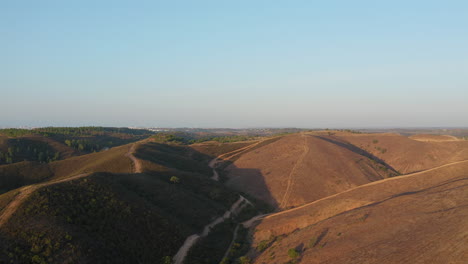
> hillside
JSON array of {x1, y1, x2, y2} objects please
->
[
  {"x1": 246, "y1": 160, "x2": 468, "y2": 264},
  {"x1": 337, "y1": 132, "x2": 468, "y2": 173},
  {"x1": 224, "y1": 133, "x2": 397, "y2": 209},
  {"x1": 0, "y1": 138, "x2": 252, "y2": 264},
  {"x1": 0, "y1": 127, "x2": 152, "y2": 165},
  {"x1": 0, "y1": 144, "x2": 134, "y2": 195},
  {"x1": 1, "y1": 130, "x2": 467, "y2": 264}
]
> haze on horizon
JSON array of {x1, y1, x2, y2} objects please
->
[{"x1": 2, "y1": 1, "x2": 468, "y2": 128}]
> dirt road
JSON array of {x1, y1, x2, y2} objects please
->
[
  {"x1": 279, "y1": 134, "x2": 309, "y2": 208},
  {"x1": 125, "y1": 143, "x2": 142, "y2": 173},
  {"x1": 242, "y1": 158, "x2": 468, "y2": 226},
  {"x1": 208, "y1": 141, "x2": 264, "y2": 181},
  {"x1": 173, "y1": 195, "x2": 250, "y2": 264}
]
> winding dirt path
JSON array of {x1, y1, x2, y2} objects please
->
[
  {"x1": 241, "y1": 158, "x2": 468, "y2": 226},
  {"x1": 173, "y1": 195, "x2": 250, "y2": 264},
  {"x1": 208, "y1": 141, "x2": 263, "y2": 181},
  {"x1": 0, "y1": 173, "x2": 88, "y2": 228},
  {"x1": 125, "y1": 143, "x2": 142, "y2": 173},
  {"x1": 279, "y1": 134, "x2": 310, "y2": 208}
]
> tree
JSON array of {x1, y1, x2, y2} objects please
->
[{"x1": 170, "y1": 176, "x2": 180, "y2": 184}]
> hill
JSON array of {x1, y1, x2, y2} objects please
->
[
  {"x1": 224, "y1": 133, "x2": 398, "y2": 209},
  {"x1": 337, "y1": 132, "x2": 468, "y2": 173},
  {"x1": 0, "y1": 127, "x2": 153, "y2": 165},
  {"x1": 0, "y1": 143, "x2": 134, "y2": 195},
  {"x1": 0, "y1": 138, "x2": 253, "y2": 264},
  {"x1": 246, "y1": 160, "x2": 468, "y2": 264}
]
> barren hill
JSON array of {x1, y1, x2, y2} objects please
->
[
  {"x1": 337, "y1": 132, "x2": 468, "y2": 173},
  {"x1": 225, "y1": 133, "x2": 397, "y2": 209},
  {"x1": 248, "y1": 160, "x2": 468, "y2": 264}
]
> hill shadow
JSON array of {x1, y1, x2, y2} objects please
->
[
  {"x1": 134, "y1": 142, "x2": 277, "y2": 210},
  {"x1": 315, "y1": 135, "x2": 400, "y2": 174}
]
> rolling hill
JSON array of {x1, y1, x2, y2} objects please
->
[
  {"x1": 337, "y1": 132, "x2": 468, "y2": 173},
  {"x1": 246, "y1": 160, "x2": 468, "y2": 264},
  {"x1": 1, "y1": 129, "x2": 467, "y2": 264},
  {"x1": 224, "y1": 133, "x2": 398, "y2": 209},
  {"x1": 0, "y1": 137, "x2": 252, "y2": 264}
]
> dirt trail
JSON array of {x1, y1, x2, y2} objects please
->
[
  {"x1": 279, "y1": 134, "x2": 309, "y2": 208},
  {"x1": 0, "y1": 173, "x2": 88, "y2": 228},
  {"x1": 242, "y1": 158, "x2": 468, "y2": 226},
  {"x1": 173, "y1": 195, "x2": 250, "y2": 264},
  {"x1": 208, "y1": 141, "x2": 263, "y2": 181},
  {"x1": 125, "y1": 143, "x2": 142, "y2": 173}
]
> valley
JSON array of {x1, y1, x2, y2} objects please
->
[{"x1": 0, "y1": 128, "x2": 467, "y2": 264}]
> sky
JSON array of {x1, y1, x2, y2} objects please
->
[{"x1": 1, "y1": 0, "x2": 468, "y2": 128}]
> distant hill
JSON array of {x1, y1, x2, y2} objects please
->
[{"x1": 0, "y1": 127, "x2": 153, "y2": 165}]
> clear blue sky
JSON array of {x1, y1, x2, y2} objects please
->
[{"x1": 2, "y1": 0, "x2": 467, "y2": 128}]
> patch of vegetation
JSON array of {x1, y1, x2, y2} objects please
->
[
  {"x1": 308, "y1": 237, "x2": 317, "y2": 248},
  {"x1": 218, "y1": 226, "x2": 253, "y2": 264},
  {"x1": 256, "y1": 240, "x2": 270, "y2": 252},
  {"x1": 0, "y1": 127, "x2": 153, "y2": 165},
  {"x1": 0, "y1": 129, "x2": 32, "y2": 137},
  {"x1": 0, "y1": 172, "x2": 237, "y2": 264},
  {"x1": 0, "y1": 138, "x2": 58, "y2": 165},
  {"x1": 372, "y1": 139, "x2": 379, "y2": 144},
  {"x1": 0, "y1": 162, "x2": 52, "y2": 194},
  {"x1": 288, "y1": 248, "x2": 300, "y2": 259},
  {"x1": 170, "y1": 176, "x2": 180, "y2": 184},
  {"x1": 237, "y1": 256, "x2": 251, "y2": 264}
]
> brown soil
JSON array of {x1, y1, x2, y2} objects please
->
[
  {"x1": 337, "y1": 132, "x2": 468, "y2": 174},
  {"x1": 225, "y1": 133, "x2": 397, "y2": 209},
  {"x1": 249, "y1": 160, "x2": 468, "y2": 264},
  {"x1": 125, "y1": 143, "x2": 142, "y2": 173}
]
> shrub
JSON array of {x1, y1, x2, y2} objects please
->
[
  {"x1": 256, "y1": 240, "x2": 269, "y2": 252},
  {"x1": 288, "y1": 248, "x2": 300, "y2": 259},
  {"x1": 169, "y1": 176, "x2": 180, "y2": 184},
  {"x1": 308, "y1": 237, "x2": 317, "y2": 247},
  {"x1": 237, "y1": 256, "x2": 251, "y2": 264},
  {"x1": 161, "y1": 256, "x2": 172, "y2": 264}
]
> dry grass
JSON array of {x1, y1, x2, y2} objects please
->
[{"x1": 250, "y1": 161, "x2": 468, "y2": 264}]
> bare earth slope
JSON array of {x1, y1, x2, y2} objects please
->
[
  {"x1": 225, "y1": 133, "x2": 397, "y2": 209},
  {"x1": 249, "y1": 160, "x2": 468, "y2": 264},
  {"x1": 338, "y1": 132, "x2": 468, "y2": 174}
]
